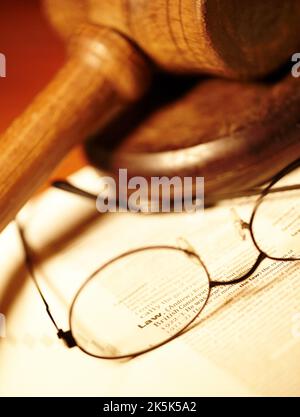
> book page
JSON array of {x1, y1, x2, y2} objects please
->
[{"x1": 0, "y1": 167, "x2": 299, "y2": 396}]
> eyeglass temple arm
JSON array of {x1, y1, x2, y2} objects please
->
[
  {"x1": 52, "y1": 180, "x2": 98, "y2": 201},
  {"x1": 209, "y1": 184, "x2": 300, "y2": 201},
  {"x1": 16, "y1": 221, "x2": 76, "y2": 348},
  {"x1": 52, "y1": 180, "x2": 300, "y2": 201},
  {"x1": 252, "y1": 184, "x2": 300, "y2": 195}
]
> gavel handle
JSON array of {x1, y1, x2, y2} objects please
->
[{"x1": 0, "y1": 25, "x2": 149, "y2": 232}]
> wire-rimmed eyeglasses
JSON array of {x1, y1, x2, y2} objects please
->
[{"x1": 17, "y1": 158, "x2": 300, "y2": 359}]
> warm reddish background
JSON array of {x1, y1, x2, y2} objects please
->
[{"x1": 0, "y1": 0, "x2": 86, "y2": 187}]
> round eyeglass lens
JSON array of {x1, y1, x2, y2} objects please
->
[
  {"x1": 69, "y1": 246, "x2": 210, "y2": 358},
  {"x1": 251, "y1": 165, "x2": 300, "y2": 260}
]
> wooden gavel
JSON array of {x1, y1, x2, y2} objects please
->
[{"x1": 1, "y1": 0, "x2": 300, "y2": 231}]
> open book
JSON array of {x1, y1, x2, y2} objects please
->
[{"x1": 0, "y1": 167, "x2": 299, "y2": 396}]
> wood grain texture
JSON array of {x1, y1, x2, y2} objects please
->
[
  {"x1": 0, "y1": 0, "x2": 87, "y2": 186},
  {"x1": 88, "y1": 0, "x2": 300, "y2": 78},
  {"x1": 0, "y1": 0, "x2": 300, "y2": 232},
  {"x1": 85, "y1": 72, "x2": 300, "y2": 202},
  {"x1": 0, "y1": 24, "x2": 150, "y2": 231}
]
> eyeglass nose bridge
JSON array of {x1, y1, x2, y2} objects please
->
[{"x1": 210, "y1": 251, "x2": 267, "y2": 288}]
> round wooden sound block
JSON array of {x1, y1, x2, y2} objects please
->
[{"x1": 85, "y1": 71, "x2": 300, "y2": 203}]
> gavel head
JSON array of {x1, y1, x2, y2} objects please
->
[{"x1": 44, "y1": 0, "x2": 300, "y2": 79}]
